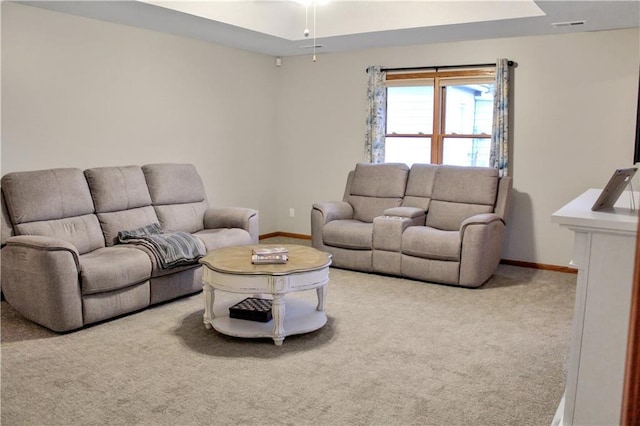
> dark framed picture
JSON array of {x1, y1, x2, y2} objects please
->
[{"x1": 635, "y1": 70, "x2": 640, "y2": 164}]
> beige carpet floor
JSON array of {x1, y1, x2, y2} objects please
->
[{"x1": 1, "y1": 262, "x2": 576, "y2": 426}]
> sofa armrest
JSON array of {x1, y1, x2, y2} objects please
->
[
  {"x1": 5, "y1": 235, "x2": 80, "y2": 268},
  {"x1": 383, "y1": 206, "x2": 426, "y2": 220},
  {"x1": 459, "y1": 213, "x2": 504, "y2": 231},
  {"x1": 373, "y1": 215, "x2": 424, "y2": 251},
  {"x1": 204, "y1": 207, "x2": 259, "y2": 243},
  {"x1": 312, "y1": 201, "x2": 353, "y2": 224},
  {"x1": 1, "y1": 235, "x2": 84, "y2": 331},
  {"x1": 458, "y1": 213, "x2": 506, "y2": 288},
  {"x1": 311, "y1": 201, "x2": 354, "y2": 250}
]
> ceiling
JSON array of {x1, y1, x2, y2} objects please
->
[{"x1": 18, "y1": 1, "x2": 640, "y2": 57}]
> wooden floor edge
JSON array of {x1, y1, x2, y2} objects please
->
[
  {"x1": 500, "y1": 258, "x2": 578, "y2": 274},
  {"x1": 259, "y1": 232, "x2": 578, "y2": 273},
  {"x1": 259, "y1": 232, "x2": 311, "y2": 241}
]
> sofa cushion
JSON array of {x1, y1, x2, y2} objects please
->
[
  {"x1": 153, "y1": 202, "x2": 208, "y2": 233},
  {"x1": 1, "y1": 168, "x2": 95, "y2": 224},
  {"x1": 347, "y1": 163, "x2": 409, "y2": 223},
  {"x1": 193, "y1": 228, "x2": 253, "y2": 252},
  {"x1": 426, "y1": 166, "x2": 498, "y2": 231},
  {"x1": 1, "y1": 168, "x2": 105, "y2": 255},
  {"x1": 15, "y1": 215, "x2": 105, "y2": 255},
  {"x1": 79, "y1": 246, "x2": 152, "y2": 295},
  {"x1": 143, "y1": 163, "x2": 207, "y2": 205},
  {"x1": 401, "y1": 256, "x2": 461, "y2": 286},
  {"x1": 82, "y1": 281, "x2": 150, "y2": 326},
  {"x1": 85, "y1": 166, "x2": 160, "y2": 246},
  {"x1": 85, "y1": 166, "x2": 153, "y2": 213},
  {"x1": 119, "y1": 240, "x2": 196, "y2": 278},
  {"x1": 402, "y1": 163, "x2": 438, "y2": 211},
  {"x1": 431, "y1": 166, "x2": 498, "y2": 205},
  {"x1": 149, "y1": 267, "x2": 202, "y2": 304},
  {"x1": 401, "y1": 226, "x2": 461, "y2": 261},
  {"x1": 428, "y1": 200, "x2": 496, "y2": 231},
  {"x1": 350, "y1": 196, "x2": 403, "y2": 223},
  {"x1": 323, "y1": 220, "x2": 373, "y2": 250},
  {"x1": 143, "y1": 164, "x2": 209, "y2": 233},
  {"x1": 350, "y1": 163, "x2": 409, "y2": 197},
  {"x1": 97, "y1": 206, "x2": 160, "y2": 247}
]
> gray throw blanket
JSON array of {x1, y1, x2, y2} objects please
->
[{"x1": 117, "y1": 223, "x2": 206, "y2": 269}]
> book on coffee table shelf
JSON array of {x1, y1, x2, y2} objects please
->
[{"x1": 251, "y1": 246, "x2": 289, "y2": 264}]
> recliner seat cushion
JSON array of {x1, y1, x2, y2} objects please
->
[
  {"x1": 323, "y1": 220, "x2": 373, "y2": 250},
  {"x1": 402, "y1": 226, "x2": 461, "y2": 261},
  {"x1": 123, "y1": 241, "x2": 198, "y2": 278},
  {"x1": 80, "y1": 246, "x2": 152, "y2": 295}
]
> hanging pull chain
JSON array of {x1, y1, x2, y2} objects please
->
[
  {"x1": 304, "y1": 4, "x2": 309, "y2": 38},
  {"x1": 313, "y1": 0, "x2": 317, "y2": 62}
]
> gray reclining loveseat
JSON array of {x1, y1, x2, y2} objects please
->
[
  {"x1": 311, "y1": 163, "x2": 512, "y2": 288},
  {"x1": 1, "y1": 163, "x2": 258, "y2": 332}
]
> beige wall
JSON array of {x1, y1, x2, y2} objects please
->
[
  {"x1": 2, "y1": 2, "x2": 639, "y2": 266},
  {"x1": 1, "y1": 2, "x2": 281, "y2": 232},
  {"x1": 276, "y1": 29, "x2": 640, "y2": 266}
]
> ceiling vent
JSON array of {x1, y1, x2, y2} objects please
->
[
  {"x1": 551, "y1": 20, "x2": 586, "y2": 28},
  {"x1": 299, "y1": 44, "x2": 325, "y2": 49}
]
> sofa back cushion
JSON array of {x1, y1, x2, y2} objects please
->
[
  {"x1": 426, "y1": 166, "x2": 498, "y2": 231},
  {"x1": 142, "y1": 163, "x2": 209, "y2": 233},
  {"x1": 85, "y1": 166, "x2": 160, "y2": 246},
  {"x1": 347, "y1": 163, "x2": 409, "y2": 223},
  {"x1": 1, "y1": 168, "x2": 104, "y2": 254},
  {"x1": 402, "y1": 163, "x2": 438, "y2": 211}
]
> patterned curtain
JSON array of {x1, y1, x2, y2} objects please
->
[
  {"x1": 490, "y1": 58, "x2": 510, "y2": 177},
  {"x1": 365, "y1": 65, "x2": 386, "y2": 163}
]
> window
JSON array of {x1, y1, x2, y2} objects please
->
[{"x1": 384, "y1": 69, "x2": 495, "y2": 167}]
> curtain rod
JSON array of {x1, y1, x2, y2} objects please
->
[{"x1": 369, "y1": 60, "x2": 514, "y2": 73}]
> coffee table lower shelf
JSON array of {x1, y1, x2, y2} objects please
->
[{"x1": 206, "y1": 297, "x2": 327, "y2": 343}]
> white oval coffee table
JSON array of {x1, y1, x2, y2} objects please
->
[{"x1": 199, "y1": 244, "x2": 331, "y2": 346}]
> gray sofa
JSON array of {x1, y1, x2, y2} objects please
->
[
  {"x1": 311, "y1": 163, "x2": 512, "y2": 288},
  {"x1": 1, "y1": 163, "x2": 258, "y2": 332}
]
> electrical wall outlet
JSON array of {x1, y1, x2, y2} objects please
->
[{"x1": 289, "y1": 208, "x2": 295, "y2": 218}]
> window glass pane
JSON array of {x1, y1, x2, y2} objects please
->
[
  {"x1": 386, "y1": 86, "x2": 433, "y2": 135},
  {"x1": 385, "y1": 137, "x2": 431, "y2": 166},
  {"x1": 442, "y1": 137, "x2": 490, "y2": 167},
  {"x1": 444, "y1": 84, "x2": 494, "y2": 135}
]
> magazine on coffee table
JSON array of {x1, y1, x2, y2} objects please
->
[
  {"x1": 251, "y1": 247, "x2": 289, "y2": 264},
  {"x1": 251, "y1": 253, "x2": 289, "y2": 264},
  {"x1": 252, "y1": 247, "x2": 289, "y2": 255}
]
